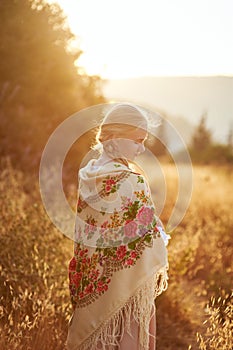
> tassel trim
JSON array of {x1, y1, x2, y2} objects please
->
[{"x1": 67, "y1": 265, "x2": 168, "y2": 350}]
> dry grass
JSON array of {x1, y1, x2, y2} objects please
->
[
  {"x1": 0, "y1": 156, "x2": 232, "y2": 349},
  {"x1": 0, "y1": 157, "x2": 73, "y2": 350},
  {"x1": 196, "y1": 291, "x2": 232, "y2": 350},
  {"x1": 155, "y1": 163, "x2": 233, "y2": 349}
]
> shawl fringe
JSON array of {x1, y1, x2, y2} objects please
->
[{"x1": 71, "y1": 265, "x2": 168, "y2": 350}]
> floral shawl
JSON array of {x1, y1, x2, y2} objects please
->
[{"x1": 66, "y1": 158, "x2": 169, "y2": 350}]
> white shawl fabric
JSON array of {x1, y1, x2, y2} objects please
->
[{"x1": 66, "y1": 158, "x2": 169, "y2": 350}]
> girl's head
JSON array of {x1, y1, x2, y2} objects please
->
[{"x1": 93, "y1": 103, "x2": 149, "y2": 161}]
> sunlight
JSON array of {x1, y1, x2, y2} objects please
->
[{"x1": 53, "y1": 0, "x2": 233, "y2": 79}]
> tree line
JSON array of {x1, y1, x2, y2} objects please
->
[
  {"x1": 149, "y1": 113, "x2": 233, "y2": 164},
  {"x1": 189, "y1": 113, "x2": 233, "y2": 164},
  {"x1": 0, "y1": 0, "x2": 105, "y2": 175}
]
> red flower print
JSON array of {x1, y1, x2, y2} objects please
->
[
  {"x1": 130, "y1": 251, "x2": 137, "y2": 259},
  {"x1": 96, "y1": 278, "x2": 111, "y2": 293},
  {"x1": 116, "y1": 245, "x2": 127, "y2": 259},
  {"x1": 84, "y1": 283, "x2": 94, "y2": 294},
  {"x1": 106, "y1": 179, "x2": 116, "y2": 186},
  {"x1": 90, "y1": 269, "x2": 100, "y2": 280},
  {"x1": 126, "y1": 258, "x2": 134, "y2": 265},
  {"x1": 97, "y1": 280, "x2": 105, "y2": 293},
  {"x1": 101, "y1": 221, "x2": 108, "y2": 228},
  {"x1": 105, "y1": 185, "x2": 112, "y2": 192},
  {"x1": 79, "y1": 249, "x2": 87, "y2": 257},
  {"x1": 105, "y1": 178, "x2": 116, "y2": 192},
  {"x1": 71, "y1": 272, "x2": 83, "y2": 288},
  {"x1": 136, "y1": 207, "x2": 154, "y2": 225},
  {"x1": 69, "y1": 257, "x2": 77, "y2": 271},
  {"x1": 124, "y1": 220, "x2": 138, "y2": 238},
  {"x1": 69, "y1": 286, "x2": 76, "y2": 296},
  {"x1": 100, "y1": 221, "x2": 109, "y2": 234},
  {"x1": 79, "y1": 292, "x2": 85, "y2": 299}
]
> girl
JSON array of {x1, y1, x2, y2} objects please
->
[{"x1": 66, "y1": 102, "x2": 169, "y2": 350}]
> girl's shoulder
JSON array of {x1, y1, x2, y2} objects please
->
[{"x1": 125, "y1": 170, "x2": 151, "y2": 198}]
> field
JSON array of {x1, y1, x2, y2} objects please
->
[{"x1": 0, "y1": 156, "x2": 232, "y2": 349}]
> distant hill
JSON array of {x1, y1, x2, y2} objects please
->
[{"x1": 103, "y1": 76, "x2": 233, "y2": 146}]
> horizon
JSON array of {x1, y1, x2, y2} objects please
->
[
  {"x1": 103, "y1": 76, "x2": 233, "y2": 145},
  {"x1": 103, "y1": 74, "x2": 233, "y2": 81}
]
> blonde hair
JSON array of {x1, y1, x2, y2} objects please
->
[{"x1": 92, "y1": 103, "x2": 148, "y2": 153}]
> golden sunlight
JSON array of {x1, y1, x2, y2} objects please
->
[{"x1": 54, "y1": 0, "x2": 233, "y2": 79}]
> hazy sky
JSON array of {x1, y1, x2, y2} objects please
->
[{"x1": 54, "y1": 0, "x2": 233, "y2": 79}]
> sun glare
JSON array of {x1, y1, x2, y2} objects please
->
[{"x1": 53, "y1": 0, "x2": 233, "y2": 79}]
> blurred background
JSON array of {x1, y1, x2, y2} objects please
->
[{"x1": 0, "y1": 1, "x2": 232, "y2": 349}]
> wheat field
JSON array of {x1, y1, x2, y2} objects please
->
[{"x1": 0, "y1": 156, "x2": 232, "y2": 349}]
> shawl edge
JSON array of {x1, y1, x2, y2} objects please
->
[{"x1": 66, "y1": 264, "x2": 168, "y2": 350}]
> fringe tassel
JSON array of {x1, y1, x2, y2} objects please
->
[{"x1": 76, "y1": 266, "x2": 168, "y2": 350}]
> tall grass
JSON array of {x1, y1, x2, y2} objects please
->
[
  {"x1": 196, "y1": 291, "x2": 233, "y2": 350},
  {"x1": 0, "y1": 157, "x2": 73, "y2": 349},
  {"x1": 0, "y1": 157, "x2": 232, "y2": 349}
]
